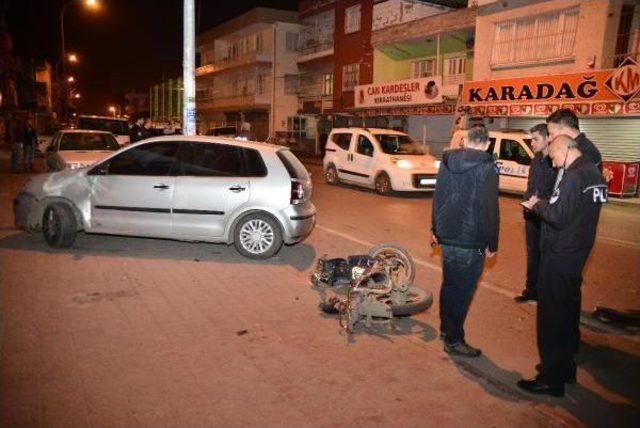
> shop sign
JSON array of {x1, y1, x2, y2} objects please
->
[
  {"x1": 355, "y1": 77, "x2": 443, "y2": 109},
  {"x1": 462, "y1": 58, "x2": 640, "y2": 116}
]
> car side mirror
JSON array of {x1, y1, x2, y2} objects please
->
[{"x1": 88, "y1": 162, "x2": 109, "y2": 176}]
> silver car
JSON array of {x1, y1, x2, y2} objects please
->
[
  {"x1": 14, "y1": 136, "x2": 316, "y2": 259},
  {"x1": 46, "y1": 129, "x2": 120, "y2": 171}
]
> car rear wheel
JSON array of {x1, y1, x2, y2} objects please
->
[
  {"x1": 42, "y1": 203, "x2": 77, "y2": 248},
  {"x1": 374, "y1": 172, "x2": 392, "y2": 195},
  {"x1": 234, "y1": 213, "x2": 283, "y2": 259},
  {"x1": 325, "y1": 164, "x2": 339, "y2": 185}
]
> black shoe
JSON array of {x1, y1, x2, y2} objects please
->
[
  {"x1": 444, "y1": 341, "x2": 482, "y2": 358},
  {"x1": 517, "y1": 377, "x2": 565, "y2": 397},
  {"x1": 535, "y1": 364, "x2": 576, "y2": 384},
  {"x1": 514, "y1": 290, "x2": 537, "y2": 303}
]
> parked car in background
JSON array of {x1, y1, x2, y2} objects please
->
[
  {"x1": 15, "y1": 135, "x2": 316, "y2": 259},
  {"x1": 449, "y1": 129, "x2": 534, "y2": 194},
  {"x1": 323, "y1": 127, "x2": 440, "y2": 195},
  {"x1": 45, "y1": 129, "x2": 120, "y2": 171},
  {"x1": 77, "y1": 115, "x2": 130, "y2": 146},
  {"x1": 207, "y1": 126, "x2": 237, "y2": 137}
]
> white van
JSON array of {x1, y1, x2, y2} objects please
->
[
  {"x1": 323, "y1": 127, "x2": 440, "y2": 195},
  {"x1": 449, "y1": 129, "x2": 534, "y2": 194}
]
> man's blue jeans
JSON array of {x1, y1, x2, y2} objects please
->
[{"x1": 440, "y1": 244, "x2": 485, "y2": 345}]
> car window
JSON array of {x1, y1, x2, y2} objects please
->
[
  {"x1": 487, "y1": 137, "x2": 496, "y2": 154},
  {"x1": 59, "y1": 133, "x2": 119, "y2": 151},
  {"x1": 107, "y1": 141, "x2": 181, "y2": 176},
  {"x1": 78, "y1": 117, "x2": 129, "y2": 136},
  {"x1": 499, "y1": 139, "x2": 531, "y2": 165},
  {"x1": 177, "y1": 142, "x2": 245, "y2": 177},
  {"x1": 276, "y1": 149, "x2": 310, "y2": 181},
  {"x1": 376, "y1": 134, "x2": 425, "y2": 155},
  {"x1": 331, "y1": 133, "x2": 352, "y2": 151},
  {"x1": 356, "y1": 135, "x2": 374, "y2": 157}
]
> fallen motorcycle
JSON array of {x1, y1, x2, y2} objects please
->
[{"x1": 311, "y1": 244, "x2": 433, "y2": 333}]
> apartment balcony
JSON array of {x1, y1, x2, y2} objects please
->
[
  {"x1": 297, "y1": 39, "x2": 334, "y2": 64},
  {"x1": 196, "y1": 50, "x2": 272, "y2": 77},
  {"x1": 197, "y1": 92, "x2": 271, "y2": 111}
]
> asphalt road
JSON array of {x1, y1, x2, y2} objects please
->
[{"x1": 1, "y1": 154, "x2": 639, "y2": 427}]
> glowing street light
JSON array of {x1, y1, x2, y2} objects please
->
[
  {"x1": 67, "y1": 76, "x2": 75, "y2": 83},
  {"x1": 68, "y1": 53, "x2": 78, "y2": 63},
  {"x1": 74, "y1": 93, "x2": 81, "y2": 99},
  {"x1": 108, "y1": 105, "x2": 116, "y2": 116}
]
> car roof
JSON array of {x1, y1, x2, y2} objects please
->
[
  {"x1": 59, "y1": 129, "x2": 113, "y2": 135},
  {"x1": 133, "y1": 135, "x2": 283, "y2": 153},
  {"x1": 331, "y1": 127, "x2": 407, "y2": 136}
]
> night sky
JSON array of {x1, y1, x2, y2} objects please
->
[{"x1": 3, "y1": 0, "x2": 298, "y2": 114}]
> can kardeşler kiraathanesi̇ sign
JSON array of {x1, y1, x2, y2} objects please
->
[
  {"x1": 462, "y1": 57, "x2": 640, "y2": 116},
  {"x1": 355, "y1": 77, "x2": 443, "y2": 109}
]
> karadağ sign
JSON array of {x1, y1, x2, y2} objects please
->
[
  {"x1": 355, "y1": 77, "x2": 443, "y2": 108},
  {"x1": 463, "y1": 59, "x2": 640, "y2": 106}
]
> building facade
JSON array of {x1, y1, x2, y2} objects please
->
[
  {"x1": 467, "y1": 0, "x2": 640, "y2": 162},
  {"x1": 196, "y1": 8, "x2": 301, "y2": 141}
]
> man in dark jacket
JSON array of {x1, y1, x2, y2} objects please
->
[
  {"x1": 515, "y1": 124, "x2": 555, "y2": 303},
  {"x1": 519, "y1": 135, "x2": 607, "y2": 397},
  {"x1": 129, "y1": 118, "x2": 145, "y2": 143},
  {"x1": 546, "y1": 108, "x2": 602, "y2": 167},
  {"x1": 431, "y1": 125, "x2": 499, "y2": 357}
]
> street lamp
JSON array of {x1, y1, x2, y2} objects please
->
[
  {"x1": 108, "y1": 105, "x2": 116, "y2": 117},
  {"x1": 67, "y1": 76, "x2": 75, "y2": 83},
  {"x1": 59, "y1": 0, "x2": 100, "y2": 121}
]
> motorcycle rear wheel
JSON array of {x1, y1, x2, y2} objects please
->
[{"x1": 368, "y1": 244, "x2": 415, "y2": 287}]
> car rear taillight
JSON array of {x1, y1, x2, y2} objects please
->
[{"x1": 290, "y1": 180, "x2": 305, "y2": 205}]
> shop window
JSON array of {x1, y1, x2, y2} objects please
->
[
  {"x1": 413, "y1": 59, "x2": 436, "y2": 78},
  {"x1": 491, "y1": 7, "x2": 579, "y2": 66},
  {"x1": 345, "y1": 4, "x2": 361, "y2": 34},
  {"x1": 342, "y1": 63, "x2": 359, "y2": 91}
]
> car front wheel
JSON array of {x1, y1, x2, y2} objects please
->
[
  {"x1": 42, "y1": 203, "x2": 77, "y2": 248},
  {"x1": 233, "y1": 213, "x2": 283, "y2": 259},
  {"x1": 375, "y1": 172, "x2": 392, "y2": 195}
]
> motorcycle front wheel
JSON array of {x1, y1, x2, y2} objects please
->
[
  {"x1": 368, "y1": 244, "x2": 415, "y2": 287},
  {"x1": 387, "y1": 286, "x2": 433, "y2": 316}
]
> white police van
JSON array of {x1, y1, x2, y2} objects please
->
[{"x1": 449, "y1": 129, "x2": 534, "y2": 194}]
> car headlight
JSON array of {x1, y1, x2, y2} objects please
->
[
  {"x1": 65, "y1": 163, "x2": 84, "y2": 170},
  {"x1": 395, "y1": 159, "x2": 413, "y2": 170},
  {"x1": 434, "y1": 160, "x2": 441, "y2": 169}
]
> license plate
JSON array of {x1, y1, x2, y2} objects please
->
[{"x1": 420, "y1": 178, "x2": 436, "y2": 185}]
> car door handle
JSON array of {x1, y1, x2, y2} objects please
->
[
  {"x1": 229, "y1": 185, "x2": 246, "y2": 192},
  {"x1": 153, "y1": 184, "x2": 170, "y2": 190}
]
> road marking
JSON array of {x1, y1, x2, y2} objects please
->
[
  {"x1": 316, "y1": 224, "x2": 640, "y2": 343},
  {"x1": 598, "y1": 236, "x2": 640, "y2": 250}
]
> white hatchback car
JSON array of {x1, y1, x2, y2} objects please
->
[
  {"x1": 323, "y1": 128, "x2": 440, "y2": 195},
  {"x1": 14, "y1": 136, "x2": 316, "y2": 259},
  {"x1": 45, "y1": 129, "x2": 120, "y2": 171},
  {"x1": 450, "y1": 129, "x2": 534, "y2": 194}
]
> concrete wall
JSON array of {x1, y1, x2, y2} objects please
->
[{"x1": 473, "y1": 0, "x2": 624, "y2": 81}]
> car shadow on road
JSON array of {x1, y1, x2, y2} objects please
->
[{"x1": 0, "y1": 231, "x2": 317, "y2": 271}]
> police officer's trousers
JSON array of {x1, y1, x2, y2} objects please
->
[
  {"x1": 537, "y1": 250, "x2": 589, "y2": 385},
  {"x1": 524, "y1": 213, "x2": 542, "y2": 296}
]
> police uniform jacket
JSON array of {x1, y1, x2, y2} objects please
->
[{"x1": 533, "y1": 155, "x2": 607, "y2": 254}]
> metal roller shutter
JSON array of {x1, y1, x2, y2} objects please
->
[{"x1": 509, "y1": 117, "x2": 640, "y2": 162}]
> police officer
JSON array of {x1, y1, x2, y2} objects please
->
[
  {"x1": 518, "y1": 135, "x2": 607, "y2": 397},
  {"x1": 546, "y1": 108, "x2": 602, "y2": 168},
  {"x1": 130, "y1": 117, "x2": 145, "y2": 143},
  {"x1": 515, "y1": 124, "x2": 555, "y2": 303}
]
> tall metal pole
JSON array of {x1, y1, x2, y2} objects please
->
[{"x1": 183, "y1": 0, "x2": 196, "y2": 135}]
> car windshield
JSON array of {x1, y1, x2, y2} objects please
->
[
  {"x1": 376, "y1": 134, "x2": 425, "y2": 155},
  {"x1": 59, "y1": 133, "x2": 120, "y2": 151},
  {"x1": 77, "y1": 117, "x2": 129, "y2": 135}
]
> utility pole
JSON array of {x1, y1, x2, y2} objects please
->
[{"x1": 183, "y1": 0, "x2": 196, "y2": 135}]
